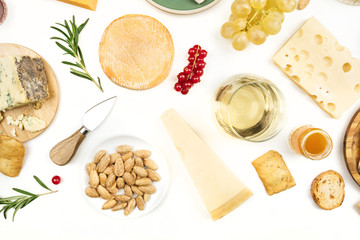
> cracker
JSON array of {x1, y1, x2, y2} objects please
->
[
  {"x1": 0, "y1": 135, "x2": 25, "y2": 177},
  {"x1": 252, "y1": 150, "x2": 296, "y2": 195}
]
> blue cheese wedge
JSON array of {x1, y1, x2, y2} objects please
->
[{"x1": 0, "y1": 56, "x2": 49, "y2": 111}]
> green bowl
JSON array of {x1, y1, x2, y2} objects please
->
[{"x1": 146, "y1": 0, "x2": 221, "y2": 14}]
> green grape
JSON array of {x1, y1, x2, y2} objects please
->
[
  {"x1": 231, "y1": 1, "x2": 252, "y2": 17},
  {"x1": 247, "y1": 25, "x2": 267, "y2": 45},
  {"x1": 265, "y1": 0, "x2": 277, "y2": 9},
  {"x1": 221, "y1": 22, "x2": 236, "y2": 39},
  {"x1": 248, "y1": 8, "x2": 263, "y2": 24},
  {"x1": 232, "y1": 32, "x2": 249, "y2": 51},
  {"x1": 276, "y1": 0, "x2": 296, "y2": 12},
  {"x1": 262, "y1": 15, "x2": 281, "y2": 35},
  {"x1": 229, "y1": 13, "x2": 238, "y2": 22},
  {"x1": 250, "y1": 0, "x2": 267, "y2": 10},
  {"x1": 233, "y1": 18, "x2": 247, "y2": 31},
  {"x1": 268, "y1": 7, "x2": 284, "y2": 22}
]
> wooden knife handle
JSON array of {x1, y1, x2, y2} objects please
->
[{"x1": 49, "y1": 128, "x2": 87, "y2": 166}]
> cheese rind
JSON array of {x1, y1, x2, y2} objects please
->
[
  {"x1": 273, "y1": 17, "x2": 360, "y2": 119},
  {"x1": 161, "y1": 109, "x2": 252, "y2": 220},
  {"x1": 0, "y1": 56, "x2": 49, "y2": 111},
  {"x1": 57, "y1": 0, "x2": 98, "y2": 11}
]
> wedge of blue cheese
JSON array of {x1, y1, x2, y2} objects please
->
[{"x1": 0, "y1": 56, "x2": 49, "y2": 111}]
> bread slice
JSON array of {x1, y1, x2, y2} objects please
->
[{"x1": 311, "y1": 170, "x2": 345, "y2": 210}]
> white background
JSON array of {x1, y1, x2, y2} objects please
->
[{"x1": 0, "y1": 0, "x2": 360, "y2": 239}]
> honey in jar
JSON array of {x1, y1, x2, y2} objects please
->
[{"x1": 289, "y1": 125, "x2": 332, "y2": 160}]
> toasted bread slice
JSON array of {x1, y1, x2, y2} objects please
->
[{"x1": 311, "y1": 170, "x2": 345, "y2": 210}]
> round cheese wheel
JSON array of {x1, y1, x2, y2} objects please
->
[{"x1": 99, "y1": 14, "x2": 174, "y2": 90}]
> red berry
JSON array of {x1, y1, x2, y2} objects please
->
[
  {"x1": 184, "y1": 66, "x2": 192, "y2": 75},
  {"x1": 190, "y1": 75, "x2": 200, "y2": 84},
  {"x1": 174, "y1": 83, "x2": 182, "y2": 92},
  {"x1": 199, "y1": 49, "x2": 207, "y2": 58},
  {"x1": 194, "y1": 68, "x2": 204, "y2": 77},
  {"x1": 181, "y1": 88, "x2": 189, "y2": 95},
  {"x1": 52, "y1": 175, "x2": 61, "y2": 185},
  {"x1": 196, "y1": 57, "x2": 204, "y2": 62},
  {"x1": 193, "y1": 45, "x2": 201, "y2": 51},
  {"x1": 188, "y1": 48, "x2": 196, "y2": 56},
  {"x1": 183, "y1": 81, "x2": 193, "y2": 89},
  {"x1": 177, "y1": 72, "x2": 187, "y2": 82},
  {"x1": 188, "y1": 56, "x2": 195, "y2": 63},
  {"x1": 196, "y1": 60, "x2": 206, "y2": 69}
]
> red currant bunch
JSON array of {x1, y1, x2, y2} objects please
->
[{"x1": 174, "y1": 45, "x2": 207, "y2": 95}]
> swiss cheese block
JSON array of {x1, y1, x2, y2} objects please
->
[
  {"x1": 0, "y1": 56, "x2": 49, "y2": 111},
  {"x1": 273, "y1": 17, "x2": 360, "y2": 119},
  {"x1": 57, "y1": 0, "x2": 97, "y2": 11},
  {"x1": 161, "y1": 109, "x2": 252, "y2": 220}
]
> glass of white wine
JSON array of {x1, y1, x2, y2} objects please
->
[{"x1": 213, "y1": 74, "x2": 286, "y2": 142}]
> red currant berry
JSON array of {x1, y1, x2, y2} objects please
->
[
  {"x1": 196, "y1": 57, "x2": 204, "y2": 62},
  {"x1": 52, "y1": 175, "x2": 61, "y2": 185},
  {"x1": 177, "y1": 72, "x2": 187, "y2": 82},
  {"x1": 181, "y1": 88, "x2": 189, "y2": 95},
  {"x1": 194, "y1": 68, "x2": 204, "y2": 77},
  {"x1": 199, "y1": 49, "x2": 207, "y2": 58},
  {"x1": 196, "y1": 60, "x2": 206, "y2": 69},
  {"x1": 174, "y1": 83, "x2": 182, "y2": 92},
  {"x1": 188, "y1": 56, "x2": 195, "y2": 63},
  {"x1": 190, "y1": 75, "x2": 200, "y2": 84},
  {"x1": 183, "y1": 81, "x2": 193, "y2": 89},
  {"x1": 183, "y1": 66, "x2": 192, "y2": 75},
  {"x1": 193, "y1": 45, "x2": 201, "y2": 52},
  {"x1": 188, "y1": 48, "x2": 196, "y2": 56}
]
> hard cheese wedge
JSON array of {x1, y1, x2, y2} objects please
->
[
  {"x1": 161, "y1": 109, "x2": 252, "y2": 220},
  {"x1": 57, "y1": 0, "x2": 98, "y2": 11},
  {"x1": 273, "y1": 17, "x2": 360, "y2": 119}
]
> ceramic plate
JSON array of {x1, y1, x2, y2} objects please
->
[
  {"x1": 146, "y1": 0, "x2": 222, "y2": 14},
  {"x1": 82, "y1": 135, "x2": 169, "y2": 219}
]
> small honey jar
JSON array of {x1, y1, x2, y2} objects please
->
[{"x1": 289, "y1": 125, "x2": 333, "y2": 160}]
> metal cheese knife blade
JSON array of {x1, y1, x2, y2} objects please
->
[{"x1": 50, "y1": 96, "x2": 117, "y2": 166}]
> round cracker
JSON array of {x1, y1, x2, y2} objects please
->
[{"x1": 99, "y1": 14, "x2": 174, "y2": 90}]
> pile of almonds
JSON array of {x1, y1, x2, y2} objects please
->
[{"x1": 85, "y1": 145, "x2": 161, "y2": 216}]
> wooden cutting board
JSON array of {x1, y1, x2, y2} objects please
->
[
  {"x1": 343, "y1": 108, "x2": 360, "y2": 186},
  {"x1": 0, "y1": 43, "x2": 59, "y2": 142}
]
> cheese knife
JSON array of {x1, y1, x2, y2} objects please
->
[{"x1": 50, "y1": 96, "x2": 117, "y2": 166}]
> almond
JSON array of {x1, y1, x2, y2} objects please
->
[
  {"x1": 116, "y1": 145, "x2": 132, "y2": 154},
  {"x1": 144, "y1": 158, "x2": 158, "y2": 170},
  {"x1": 135, "y1": 157, "x2": 144, "y2": 167},
  {"x1": 114, "y1": 158, "x2": 124, "y2": 177},
  {"x1": 122, "y1": 151, "x2": 134, "y2": 161},
  {"x1": 97, "y1": 154, "x2": 110, "y2": 173},
  {"x1": 99, "y1": 173, "x2": 107, "y2": 187},
  {"x1": 102, "y1": 199, "x2": 117, "y2": 210},
  {"x1": 115, "y1": 194, "x2": 131, "y2": 202},
  {"x1": 124, "y1": 198, "x2": 136, "y2": 216},
  {"x1": 106, "y1": 173, "x2": 116, "y2": 188},
  {"x1": 107, "y1": 182, "x2": 118, "y2": 194},
  {"x1": 103, "y1": 165, "x2": 114, "y2": 175},
  {"x1": 94, "y1": 150, "x2": 106, "y2": 163},
  {"x1": 112, "y1": 202, "x2": 127, "y2": 211},
  {"x1": 116, "y1": 177, "x2": 125, "y2": 189},
  {"x1": 85, "y1": 187, "x2": 99, "y2": 198},
  {"x1": 136, "y1": 196, "x2": 145, "y2": 211},
  {"x1": 135, "y1": 178, "x2": 152, "y2": 186},
  {"x1": 123, "y1": 172, "x2": 135, "y2": 186},
  {"x1": 133, "y1": 166, "x2": 148, "y2": 178},
  {"x1": 131, "y1": 185, "x2": 144, "y2": 196},
  {"x1": 143, "y1": 193, "x2": 151, "y2": 202},
  {"x1": 86, "y1": 162, "x2": 96, "y2": 176},
  {"x1": 124, "y1": 184, "x2": 133, "y2": 197},
  {"x1": 134, "y1": 150, "x2": 151, "y2": 158},
  {"x1": 110, "y1": 153, "x2": 121, "y2": 164},
  {"x1": 124, "y1": 158, "x2": 135, "y2": 172},
  {"x1": 138, "y1": 185, "x2": 156, "y2": 194},
  {"x1": 146, "y1": 169, "x2": 161, "y2": 182},
  {"x1": 298, "y1": 0, "x2": 310, "y2": 10},
  {"x1": 89, "y1": 170, "x2": 99, "y2": 188},
  {"x1": 97, "y1": 185, "x2": 112, "y2": 200}
]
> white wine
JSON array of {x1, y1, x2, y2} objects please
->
[{"x1": 214, "y1": 75, "x2": 285, "y2": 142}]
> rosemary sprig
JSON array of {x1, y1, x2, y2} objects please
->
[
  {"x1": 0, "y1": 176, "x2": 58, "y2": 221},
  {"x1": 51, "y1": 16, "x2": 103, "y2": 92}
]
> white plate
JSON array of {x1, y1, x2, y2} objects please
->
[{"x1": 82, "y1": 135, "x2": 169, "y2": 219}]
